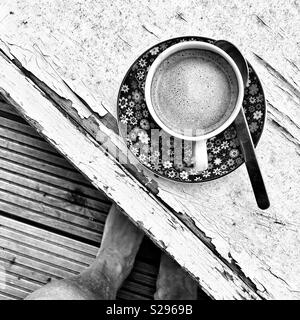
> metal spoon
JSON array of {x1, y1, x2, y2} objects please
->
[{"x1": 214, "y1": 40, "x2": 270, "y2": 210}]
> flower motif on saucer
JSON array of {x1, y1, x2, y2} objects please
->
[{"x1": 117, "y1": 36, "x2": 266, "y2": 183}]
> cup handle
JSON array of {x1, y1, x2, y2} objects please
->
[{"x1": 193, "y1": 140, "x2": 208, "y2": 172}]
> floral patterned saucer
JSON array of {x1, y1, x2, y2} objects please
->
[{"x1": 117, "y1": 36, "x2": 266, "y2": 183}]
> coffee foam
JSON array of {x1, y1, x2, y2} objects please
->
[{"x1": 150, "y1": 49, "x2": 239, "y2": 136}]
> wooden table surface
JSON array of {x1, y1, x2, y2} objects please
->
[{"x1": 0, "y1": 0, "x2": 299, "y2": 299}]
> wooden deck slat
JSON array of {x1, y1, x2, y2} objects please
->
[
  {"x1": 0, "y1": 244, "x2": 157, "y2": 300},
  {"x1": 0, "y1": 157, "x2": 110, "y2": 203},
  {"x1": 1, "y1": 230, "x2": 158, "y2": 290},
  {"x1": 1, "y1": 246, "x2": 84, "y2": 279},
  {"x1": 0, "y1": 126, "x2": 77, "y2": 164},
  {"x1": 126, "y1": 271, "x2": 156, "y2": 289},
  {"x1": 0, "y1": 123, "x2": 69, "y2": 157},
  {"x1": 0, "y1": 215, "x2": 158, "y2": 278},
  {"x1": 2, "y1": 227, "x2": 158, "y2": 288},
  {"x1": 0, "y1": 292, "x2": 15, "y2": 300},
  {"x1": 0, "y1": 175, "x2": 109, "y2": 219},
  {"x1": 0, "y1": 211, "x2": 159, "y2": 299},
  {"x1": 0, "y1": 278, "x2": 33, "y2": 299},
  {"x1": 0, "y1": 250, "x2": 79, "y2": 279},
  {"x1": 0, "y1": 115, "x2": 46, "y2": 139},
  {"x1": 118, "y1": 289, "x2": 152, "y2": 300},
  {"x1": 0, "y1": 190, "x2": 103, "y2": 232},
  {"x1": 0, "y1": 257, "x2": 62, "y2": 283},
  {"x1": 0, "y1": 238, "x2": 89, "y2": 273},
  {"x1": 0, "y1": 270, "x2": 41, "y2": 292},
  {"x1": 0, "y1": 178, "x2": 107, "y2": 223},
  {"x1": 0, "y1": 199, "x2": 102, "y2": 242},
  {"x1": 0, "y1": 228, "x2": 93, "y2": 265},
  {"x1": 133, "y1": 261, "x2": 158, "y2": 278},
  {"x1": 0, "y1": 276, "x2": 33, "y2": 294},
  {"x1": 0, "y1": 225, "x2": 155, "y2": 300},
  {"x1": 0, "y1": 287, "x2": 25, "y2": 300},
  {"x1": 118, "y1": 291, "x2": 151, "y2": 300},
  {"x1": 0, "y1": 167, "x2": 111, "y2": 212},
  {"x1": 0, "y1": 214, "x2": 158, "y2": 300},
  {"x1": 0, "y1": 140, "x2": 89, "y2": 179},
  {"x1": 0, "y1": 101, "x2": 22, "y2": 116},
  {"x1": 1, "y1": 210, "x2": 157, "y2": 300},
  {"x1": 119, "y1": 279, "x2": 155, "y2": 298},
  {"x1": 0, "y1": 215, "x2": 97, "y2": 256}
]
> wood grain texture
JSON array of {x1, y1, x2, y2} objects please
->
[
  {"x1": 0, "y1": 106, "x2": 162, "y2": 300},
  {"x1": 0, "y1": 215, "x2": 158, "y2": 300},
  {"x1": 0, "y1": 0, "x2": 299, "y2": 299},
  {"x1": 0, "y1": 51, "x2": 262, "y2": 300}
]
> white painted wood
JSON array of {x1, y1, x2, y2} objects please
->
[
  {"x1": 0, "y1": 52, "x2": 262, "y2": 300},
  {"x1": 0, "y1": 2, "x2": 108, "y2": 119},
  {"x1": 0, "y1": 0, "x2": 299, "y2": 299}
]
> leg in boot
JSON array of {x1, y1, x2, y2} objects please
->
[
  {"x1": 154, "y1": 253, "x2": 198, "y2": 300},
  {"x1": 26, "y1": 204, "x2": 144, "y2": 300}
]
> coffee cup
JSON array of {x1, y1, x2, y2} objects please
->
[{"x1": 144, "y1": 41, "x2": 244, "y2": 171}]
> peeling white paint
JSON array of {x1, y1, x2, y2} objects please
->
[
  {"x1": 0, "y1": 53, "x2": 263, "y2": 300},
  {"x1": 0, "y1": 0, "x2": 299, "y2": 300}
]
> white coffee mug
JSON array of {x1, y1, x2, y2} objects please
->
[{"x1": 144, "y1": 41, "x2": 244, "y2": 172}]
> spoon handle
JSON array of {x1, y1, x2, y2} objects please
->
[{"x1": 235, "y1": 108, "x2": 270, "y2": 209}]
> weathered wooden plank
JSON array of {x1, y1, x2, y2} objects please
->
[
  {"x1": 0, "y1": 155, "x2": 110, "y2": 202},
  {"x1": 0, "y1": 292, "x2": 15, "y2": 300},
  {"x1": 119, "y1": 280, "x2": 155, "y2": 298},
  {"x1": 0, "y1": 178, "x2": 107, "y2": 224},
  {"x1": 0, "y1": 199, "x2": 102, "y2": 242},
  {"x1": 0, "y1": 271, "x2": 40, "y2": 292},
  {"x1": 0, "y1": 108, "x2": 43, "y2": 138},
  {"x1": 0, "y1": 123, "x2": 70, "y2": 158},
  {"x1": 0, "y1": 215, "x2": 97, "y2": 256},
  {"x1": 0, "y1": 138, "x2": 89, "y2": 178},
  {"x1": 0, "y1": 47, "x2": 263, "y2": 300},
  {"x1": 0, "y1": 167, "x2": 110, "y2": 213},
  {"x1": 0, "y1": 237, "x2": 89, "y2": 273},
  {"x1": 117, "y1": 291, "x2": 151, "y2": 300},
  {"x1": 1, "y1": 245, "x2": 85, "y2": 279},
  {"x1": 0, "y1": 257, "x2": 61, "y2": 284},
  {"x1": 126, "y1": 271, "x2": 156, "y2": 289},
  {"x1": 0, "y1": 189, "x2": 103, "y2": 231},
  {"x1": 0, "y1": 284, "x2": 28, "y2": 299},
  {"x1": 0, "y1": 0, "x2": 299, "y2": 299},
  {"x1": 0, "y1": 4, "x2": 108, "y2": 120},
  {"x1": 0, "y1": 101, "x2": 22, "y2": 116}
]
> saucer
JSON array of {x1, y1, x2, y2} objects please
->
[{"x1": 117, "y1": 36, "x2": 266, "y2": 183}]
